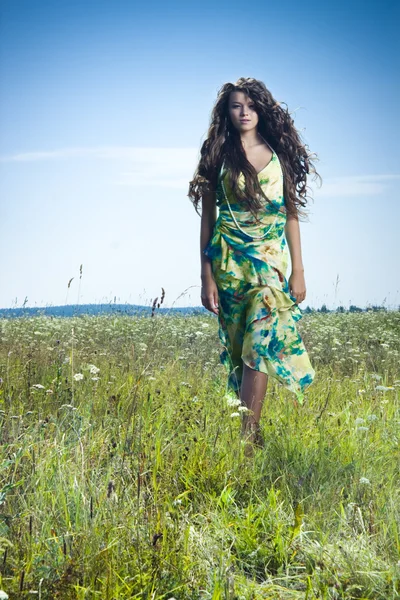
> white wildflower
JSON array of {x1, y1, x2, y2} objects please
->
[
  {"x1": 359, "y1": 477, "x2": 370, "y2": 485},
  {"x1": 366, "y1": 414, "x2": 378, "y2": 422},
  {"x1": 371, "y1": 374, "x2": 382, "y2": 380},
  {"x1": 354, "y1": 417, "x2": 365, "y2": 425},
  {"x1": 89, "y1": 365, "x2": 100, "y2": 374},
  {"x1": 230, "y1": 412, "x2": 240, "y2": 418},
  {"x1": 73, "y1": 373, "x2": 84, "y2": 381},
  {"x1": 31, "y1": 384, "x2": 45, "y2": 389},
  {"x1": 224, "y1": 393, "x2": 241, "y2": 408},
  {"x1": 356, "y1": 426, "x2": 369, "y2": 432}
]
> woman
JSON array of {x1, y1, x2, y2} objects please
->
[{"x1": 188, "y1": 77, "x2": 321, "y2": 449}]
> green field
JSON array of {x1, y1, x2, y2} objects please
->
[{"x1": 0, "y1": 310, "x2": 399, "y2": 599}]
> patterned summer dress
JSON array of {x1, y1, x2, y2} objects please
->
[{"x1": 203, "y1": 141, "x2": 315, "y2": 404}]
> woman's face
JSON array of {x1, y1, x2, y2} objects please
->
[{"x1": 228, "y1": 90, "x2": 259, "y2": 133}]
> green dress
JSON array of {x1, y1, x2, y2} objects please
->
[{"x1": 203, "y1": 144, "x2": 315, "y2": 405}]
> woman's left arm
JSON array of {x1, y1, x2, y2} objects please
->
[{"x1": 285, "y1": 215, "x2": 307, "y2": 304}]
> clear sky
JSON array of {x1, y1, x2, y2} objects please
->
[{"x1": 1, "y1": 0, "x2": 399, "y2": 311}]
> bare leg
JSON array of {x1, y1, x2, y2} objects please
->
[
  {"x1": 240, "y1": 363, "x2": 268, "y2": 447},
  {"x1": 240, "y1": 362, "x2": 268, "y2": 423}
]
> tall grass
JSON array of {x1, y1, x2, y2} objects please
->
[{"x1": 0, "y1": 309, "x2": 399, "y2": 599}]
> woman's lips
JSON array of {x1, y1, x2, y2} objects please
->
[{"x1": 240, "y1": 120, "x2": 250, "y2": 123}]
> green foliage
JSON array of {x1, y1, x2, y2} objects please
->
[{"x1": 0, "y1": 311, "x2": 399, "y2": 598}]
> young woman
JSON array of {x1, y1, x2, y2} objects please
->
[{"x1": 188, "y1": 77, "x2": 321, "y2": 448}]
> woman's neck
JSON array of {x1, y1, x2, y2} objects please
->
[{"x1": 240, "y1": 130, "x2": 262, "y2": 149}]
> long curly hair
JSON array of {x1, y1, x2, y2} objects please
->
[{"x1": 187, "y1": 77, "x2": 322, "y2": 222}]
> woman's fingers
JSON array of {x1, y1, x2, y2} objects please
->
[
  {"x1": 201, "y1": 283, "x2": 219, "y2": 315},
  {"x1": 207, "y1": 294, "x2": 218, "y2": 315}
]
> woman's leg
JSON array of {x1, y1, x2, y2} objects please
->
[
  {"x1": 240, "y1": 363, "x2": 268, "y2": 424},
  {"x1": 240, "y1": 364, "x2": 268, "y2": 448}
]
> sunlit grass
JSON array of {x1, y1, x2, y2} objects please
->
[{"x1": 0, "y1": 309, "x2": 399, "y2": 599}]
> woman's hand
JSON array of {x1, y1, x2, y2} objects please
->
[
  {"x1": 201, "y1": 276, "x2": 219, "y2": 315},
  {"x1": 288, "y1": 269, "x2": 306, "y2": 304}
]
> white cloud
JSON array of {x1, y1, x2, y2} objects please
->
[
  {"x1": 309, "y1": 174, "x2": 400, "y2": 198},
  {"x1": 0, "y1": 145, "x2": 199, "y2": 163},
  {"x1": 1, "y1": 145, "x2": 399, "y2": 196}
]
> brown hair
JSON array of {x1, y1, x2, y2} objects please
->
[{"x1": 187, "y1": 77, "x2": 322, "y2": 222}]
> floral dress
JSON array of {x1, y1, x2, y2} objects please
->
[{"x1": 203, "y1": 144, "x2": 315, "y2": 404}]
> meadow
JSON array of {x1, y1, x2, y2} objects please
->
[{"x1": 0, "y1": 308, "x2": 399, "y2": 599}]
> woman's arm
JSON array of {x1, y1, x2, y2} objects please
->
[
  {"x1": 285, "y1": 215, "x2": 304, "y2": 272},
  {"x1": 200, "y1": 189, "x2": 217, "y2": 281},
  {"x1": 200, "y1": 189, "x2": 219, "y2": 315},
  {"x1": 285, "y1": 215, "x2": 307, "y2": 303}
]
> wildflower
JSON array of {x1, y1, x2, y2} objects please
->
[
  {"x1": 354, "y1": 417, "x2": 365, "y2": 425},
  {"x1": 230, "y1": 412, "x2": 240, "y2": 418},
  {"x1": 359, "y1": 477, "x2": 370, "y2": 485},
  {"x1": 356, "y1": 426, "x2": 369, "y2": 432},
  {"x1": 375, "y1": 385, "x2": 394, "y2": 391},
  {"x1": 32, "y1": 383, "x2": 45, "y2": 389},
  {"x1": 358, "y1": 389, "x2": 366, "y2": 394},
  {"x1": 91, "y1": 377, "x2": 100, "y2": 381},
  {"x1": 73, "y1": 373, "x2": 84, "y2": 381},
  {"x1": 371, "y1": 374, "x2": 382, "y2": 380},
  {"x1": 366, "y1": 414, "x2": 378, "y2": 422},
  {"x1": 224, "y1": 393, "x2": 241, "y2": 408},
  {"x1": 89, "y1": 365, "x2": 100, "y2": 374},
  {"x1": 46, "y1": 389, "x2": 54, "y2": 394}
]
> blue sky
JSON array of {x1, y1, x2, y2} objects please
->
[{"x1": 1, "y1": 0, "x2": 399, "y2": 310}]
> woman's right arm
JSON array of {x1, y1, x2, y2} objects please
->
[{"x1": 200, "y1": 189, "x2": 219, "y2": 315}]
